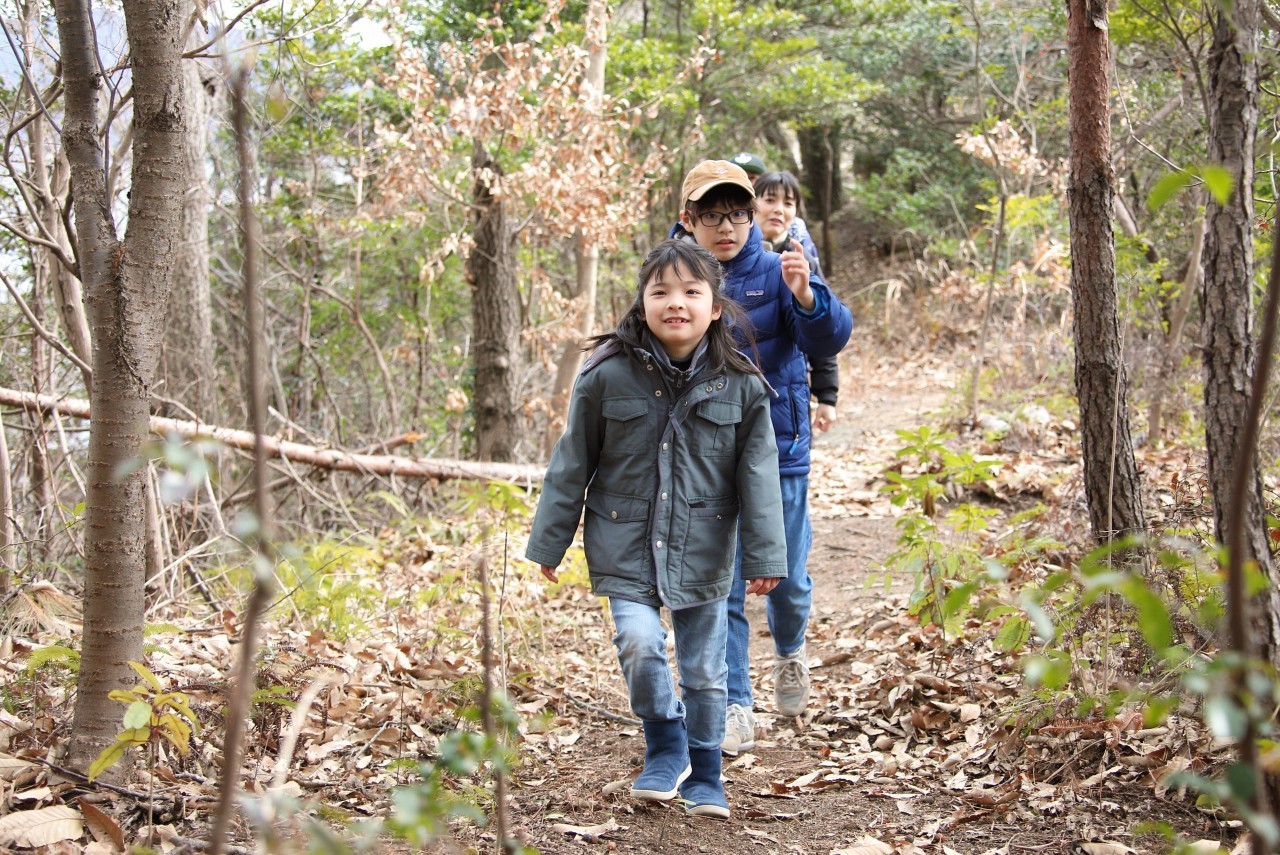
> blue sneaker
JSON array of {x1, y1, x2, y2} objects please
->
[
  {"x1": 680, "y1": 747, "x2": 729, "y2": 819},
  {"x1": 631, "y1": 720, "x2": 691, "y2": 801}
]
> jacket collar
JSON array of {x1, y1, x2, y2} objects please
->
[{"x1": 641, "y1": 332, "x2": 710, "y2": 390}]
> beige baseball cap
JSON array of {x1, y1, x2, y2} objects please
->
[{"x1": 681, "y1": 160, "x2": 756, "y2": 205}]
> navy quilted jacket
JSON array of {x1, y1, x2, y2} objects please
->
[{"x1": 671, "y1": 223, "x2": 853, "y2": 474}]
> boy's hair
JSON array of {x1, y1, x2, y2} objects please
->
[
  {"x1": 587, "y1": 239, "x2": 759, "y2": 377},
  {"x1": 754, "y1": 171, "x2": 806, "y2": 219},
  {"x1": 686, "y1": 184, "x2": 755, "y2": 217}
]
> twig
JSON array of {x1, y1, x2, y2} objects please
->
[{"x1": 563, "y1": 693, "x2": 640, "y2": 726}]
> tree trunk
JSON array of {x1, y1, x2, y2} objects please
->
[
  {"x1": 797, "y1": 123, "x2": 843, "y2": 266},
  {"x1": 467, "y1": 140, "x2": 521, "y2": 462},
  {"x1": 57, "y1": 0, "x2": 187, "y2": 770},
  {"x1": 1065, "y1": 0, "x2": 1146, "y2": 542},
  {"x1": 1202, "y1": 0, "x2": 1280, "y2": 673},
  {"x1": 546, "y1": 0, "x2": 607, "y2": 456},
  {"x1": 162, "y1": 32, "x2": 216, "y2": 419}
]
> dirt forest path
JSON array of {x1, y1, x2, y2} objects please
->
[{"x1": 489, "y1": 232, "x2": 1227, "y2": 853}]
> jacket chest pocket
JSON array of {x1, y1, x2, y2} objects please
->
[
  {"x1": 602, "y1": 396, "x2": 650, "y2": 455},
  {"x1": 692, "y1": 399, "x2": 741, "y2": 457}
]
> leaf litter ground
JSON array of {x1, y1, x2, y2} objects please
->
[
  {"x1": 0, "y1": 226, "x2": 1243, "y2": 854},
  {"x1": 484, "y1": 351, "x2": 1231, "y2": 855}
]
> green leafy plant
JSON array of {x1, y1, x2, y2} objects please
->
[
  {"x1": 881, "y1": 426, "x2": 1002, "y2": 633},
  {"x1": 89, "y1": 661, "x2": 200, "y2": 780}
]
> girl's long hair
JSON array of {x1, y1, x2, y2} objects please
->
[{"x1": 587, "y1": 239, "x2": 759, "y2": 376}]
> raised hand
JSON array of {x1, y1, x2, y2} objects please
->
[{"x1": 780, "y1": 248, "x2": 815, "y2": 311}]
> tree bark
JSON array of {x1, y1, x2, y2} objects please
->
[
  {"x1": 56, "y1": 0, "x2": 187, "y2": 770},
  {"x1": 162, "y1": 26, "x2": 216, "y2": 419},
  {"x1": 1202, "y1": 0, "x2": 1280, "y2": 677},
  {"x1": 1065, "y1": 0, "x2": 1146, "y2": 542},
  {"x1": 467, "y1": 140, "x2": 521, "y2": 462}
]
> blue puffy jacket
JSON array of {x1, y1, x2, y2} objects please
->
[{"x1": 671, "y1": 223, "x2": 853, "y2": 474}]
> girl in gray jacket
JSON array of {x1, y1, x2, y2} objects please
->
[{"x1": 527, "y1": 240, "x2": 788, "y2": 818}]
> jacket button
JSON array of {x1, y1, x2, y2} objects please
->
[
  {"x1": 656, "y1": 540, "x2": 664, "y2": 548},
  {"x1": 655, "y1": 390, "x2": 663, "y2": 397},
  {"x1": 661, "y1": 492, "x2": 668, "y2": 500},
  {"x1": 647, "y1": 588, "x2": 656, "y2": 596},
  {"x1": 705, "y1": 385, "x2": 713, "y2": 392},
  {"x1": 662, "y1": 442, "x2": 668, "y2": 450},
  {"x1": 611, "y1": 511, "x2": 618, "y2": 519}
]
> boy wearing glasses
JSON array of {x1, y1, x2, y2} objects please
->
[{"x1": 673, "y1": 160, "x2": 853, "y2": 755}]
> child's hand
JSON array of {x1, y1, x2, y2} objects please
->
[
  {"x1": 540, "y1": 564, "x2": 559, "y2": 583},
  {"x1": 812, "y1": 403, "x2": 838, "y2": 433},
  {"x1": 780, "y1": 249, "x2": 815, "y2": 311},
  {"x1": 746, "y1": 577, "x2": 781, "y2": 595}
]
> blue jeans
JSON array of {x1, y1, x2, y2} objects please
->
[
  {"x1": 726, "y1": 473, "x2": 812, "y2": 709},
  {"x1": 609, "y1": 597, "x2": 729, "y2": 750}
]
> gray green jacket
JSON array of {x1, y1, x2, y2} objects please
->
[{"x1": 526, "y1": 340, "x2": 787, "y2": 609}]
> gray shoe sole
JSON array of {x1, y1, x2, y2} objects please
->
[
  {"x1": 686, "y1": 803, "x2": 730, "y2": 819},
  {"x1": 631, "y1": 764, "x2": 691, "y2": 801}
]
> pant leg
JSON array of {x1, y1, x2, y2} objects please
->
[
  {"x1": 765, "y1": 473, "x2": 813, "y2": 657},
  {"x1": 724, "y1": 545, "x2": 753, "y2": 709},
  {"x1": 671, "y1": 600, "x2": 729, "y2": 750},
  {"x1": 610, "y1": 598, "x2": 682, "y2": 722}
]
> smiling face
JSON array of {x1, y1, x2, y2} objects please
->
[
  {"x1": 756, "y1": 185, "x2": 798, "y2": 243},
  {"x1": 642, "y1": 261, "x2": 722, "y2": 360}
]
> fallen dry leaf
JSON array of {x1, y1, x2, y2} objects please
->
[
  {"x1": 1072, "y1": 842, "x2": 1136, "y2": 855},
  {"x1": 0, "y1": 804, "x2": 83, "y2": 847},
  {"x1": 831, "y1": 835, "x2": 893, "y2": 855},
  {"x1": 79, "y1": 801, "x2": 124, "y2": 852},
  {"x1": 550, "y1": 817, "x2": 622, "y2": 842}
]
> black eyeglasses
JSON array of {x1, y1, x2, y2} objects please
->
[{"x1": 694, "y1": 209, "x2": 753, "y2": 227}]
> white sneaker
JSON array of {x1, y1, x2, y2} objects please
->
[
  {"x1": 773, "y1": 646, "x2": 810, "y2": 716},
  {"x1": 721, "y1": 703, "x2": 755, "y2": 755}
]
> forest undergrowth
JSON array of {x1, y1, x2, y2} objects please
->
[{"x1": 0, "y1": 209, "x2": 1275, "y2": 854}]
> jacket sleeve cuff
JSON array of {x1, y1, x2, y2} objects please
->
[
  {"x1": 525, "y1": 544, "x2": 567, "y2": 567},
  {"x1": 794, "y1": 283, "x2": 829, "y2": 318},
  {"x1": 740, "y1": 560, "x2": 788, "y2": 579}
]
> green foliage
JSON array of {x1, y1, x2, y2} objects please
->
[
  {"x1": 24, "y1": 645, "x2": 79, "y2": 675},
  {"x1": 881, "y1": 427, "x2": 1003, "y2": 634},
  {"x1": 1147, "y1": 164, "x2": 1235, "y2": 212},
  {"x1": 266, "y1": 538, "x2": 389, "y2": 640},
  {"x1": 89, "y1": 662, "x2": 200, "y2": 781}
]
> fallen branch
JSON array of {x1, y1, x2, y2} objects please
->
[{"x1": 0, "y1": 386, "x2": 544, "y2": 484}]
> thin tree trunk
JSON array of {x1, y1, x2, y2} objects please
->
[
  {"x1": 1201, "y1": 20, "x2": 1280, "y2": 833},
  {"x1": 1202, "y1": 0, "x2": 1275, "y2": 662},
  {"x1": 162, "y1": 28, "x2": 215, "y2": 419},
  {"x1": 58, "y1": 0, "x2": 187, "y2": 770},
  {"x1": 546, "y1": 0, "x2": 607, "y2": 455},
  {"x1": 468, "y1": 140, "x2": 521, "y2": 462},
  {"x1": 1148, "y1": 212, "x2": 1206, "y2": 444},
  {"x1": 0, "y1": 408, "x2": 11, "y2": 597},
  {"x1": 1065, "y1": 0, "x2": 1146, "y2": 542}
]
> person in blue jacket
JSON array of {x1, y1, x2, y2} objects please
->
[
  {"x1": 527, "y1": 239, "x2": 788, "y2": 818},
  {"x1": 672, "y1": 160, "x2": 853, "y2": 754},
  {"x1": 754, "y1": 169, "x2": 841, "y2": 436}
]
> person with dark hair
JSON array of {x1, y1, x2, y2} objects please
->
[
  {"x1": 730, "y1": 151, "x2": 767, "y2": 181},
  {"x1": 670, "y1": 160, "x2": 853, "y2": 755},
  {"x1": 527, "y1": 238, "x2": 788, "y2": 819},
  {"x1": 755, "y1": 170, "x2": 840, "y2": 434}
]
